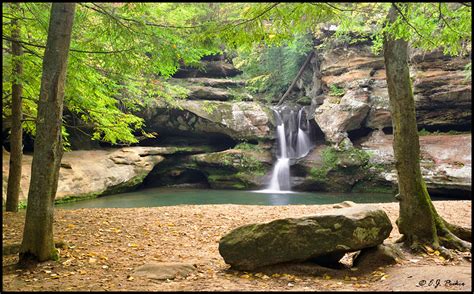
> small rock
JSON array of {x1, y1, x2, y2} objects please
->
[{"x1": 133, "y1": 262, "x2": 197, "y2": 280}]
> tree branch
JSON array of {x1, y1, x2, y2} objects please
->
[
  {"x1": 230, "y1": 3, "x2": 280, "y2": 28},
  {"x1": 392, "y1": 3, "x2": 436, "y2": 47},
  {"x1": 2, "y1": 36, "x2": 135, "y2": 54}
]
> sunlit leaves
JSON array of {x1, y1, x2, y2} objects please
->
[{"x1": 2, "y1": 2, "x2": 222, "y2": 147}]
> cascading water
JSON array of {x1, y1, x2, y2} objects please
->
[
  {"x1": 295, "y1": 108, "x2": 312, "y2": 158},
  {"x1": 262, "y1": 105, "x2": 314, "y2": 192}
]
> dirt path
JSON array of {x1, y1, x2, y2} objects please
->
[{"x1": 2, "y1": 201, "x2": 471, "y2": 291}]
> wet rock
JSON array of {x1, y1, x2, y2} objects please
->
[{"x1": 219, "y1": 205, "x2": 392, "y2": 270}]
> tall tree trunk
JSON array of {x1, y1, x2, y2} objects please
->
[
  {"x1": 383, "y1": 4, "x2": 470, "y2": 254},
  {"x1": 6, "y1": 2, "x2": 23, "y2": 212},
  {"x1": 19, "y1": 3, "x2": 76, "y2": 265}
]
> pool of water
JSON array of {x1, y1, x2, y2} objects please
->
[{"x1": 55, "y1": 187, "x2": 399, "y2": 209}]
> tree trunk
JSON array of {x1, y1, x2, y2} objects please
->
[
  {"x1": 19, "y1": 3, "x2": 75, "y2": 265},
  {"x1": 6, "y1": 2, "x2": 23, "y2": 212},
  {"x1": 383, "y1": 4, "x2": 470, "y2": 254},
  {"x1": 277, "y1": 50, "x2": 315, "y2": 106}
]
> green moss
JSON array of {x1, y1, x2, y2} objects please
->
[
  {"x1": 309, "y1": 146, "x2": 374, "y2": 185},
  {"x1": 234, "y1": 142, "x2": 260, "y2": 151},
  {"x1": 102, "y1": 173, "x2": 148, "y2": 196},
  {"x1": 232, "y1": 183, "x2": 246, "y2": 189},
  {"x1": 309, "y1": 147, "x2": 340, "y2": 181},
  {"x1": 54, "y1": 191, "x2": 102, "y2": 205},
  {"x1": 418, "y1": 128, "x2": 467, "y2": 136},
  {"x1": 351, "y1": 181, "x2": 394, "y2": 193},
  {"x1": 353, "y1": 227, "x2": 381, "y2": 242},
  {"x1": 329, "y1": 84, "x2": 345, "y2": 97}
]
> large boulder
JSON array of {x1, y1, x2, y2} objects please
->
[
  {"x1": 314, "y1": 89, "x2": 370, "y2": 148},
  {"x1": 218, "y1": 205, "x2": 392, "y2": 270}
]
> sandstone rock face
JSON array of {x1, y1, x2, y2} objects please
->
[
  {"x1": 219, "y1": 205, "x2": 392, "y2": 270},
  {"x1": 314, "y1": 89, "x2": 370, "y2": 148},
  {"x1": 360, "y1": 131, "x2": 472, "y2": 196},
  {"x1": 141, "y1": 100, "x2": 274, "y2": 141},
  {"x1": 1, "y1": 147, "x2": 172, "y2": 203},
  {"x1": 312, "y1": 44, "x2": 471, "y2": 146}
]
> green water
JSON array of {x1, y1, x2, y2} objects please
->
[{"x1": 55, "y1": 187, "x2": 398, "y2": 209}]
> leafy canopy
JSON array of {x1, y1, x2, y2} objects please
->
[{"x1": 2, "y1": 2, "x2": 221, "y2": 147}]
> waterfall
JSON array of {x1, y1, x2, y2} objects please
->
[
  {"x1": 262, "y1": 106, "x2": 314, "y2": 192},
  {"x1": 296, "y1": 108, "x2": 312, "y2": 158}
]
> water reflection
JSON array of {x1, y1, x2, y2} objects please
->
[
  {"x1": 268, "y1": 193, "x2": 290, "y2": 205},
  {"x1": 56, "y1": 187, "x2": 396, "y2": 209}
]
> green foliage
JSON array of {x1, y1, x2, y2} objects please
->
[
  {"x1": 233, "y1": 33, "x2": 313, "y2": 102},
  {"x1": 310, "y1": 147, "x2": 339, "y2": 180},
  {"x1": 18, "y1": 201, "x2": 27, "y2": 210},
  {"x1": 202, "y1": 101, "x2": 219, "y2": 114},
  {"x1": 234, "y1": 142, "x2": 260, "y2": 151},
  {"x1": 464, "y1": 62, "x2": 471, "y2": 81},
  {"x1": 2, "y1": 3, "x2": 221, "y2": 148},
  {"x1": 328, "y1": 84, "x2": 345, "y2": 97}
]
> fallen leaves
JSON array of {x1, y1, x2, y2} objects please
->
[{"x1": 2, "y1": 204, "x2": 471, "y2": 291}]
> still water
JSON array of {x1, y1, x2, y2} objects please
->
[{"x1": 56, "y1": 187, "x2": 398, "y2": 209}]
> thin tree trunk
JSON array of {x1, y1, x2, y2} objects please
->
[
  {"x1": 383, "y1": 4, "x2": 470, "y2": 253},
  {"x1": 6, "y1": 2, "x2": 23, "y2": 212},
  {"x1": 277, "y1": 50, "x2": 315, "y2": 106},
  {"x1": 19, "y1": 3, "x2": 75, "y2": 265}
]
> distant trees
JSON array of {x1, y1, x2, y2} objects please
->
[{"x1": 5, "y1": 2, "x2": 23, "y2": 212}]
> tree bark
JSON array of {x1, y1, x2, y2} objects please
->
[
  {"x1": 383, "y1": 4, "x2": 470, "y2": 253},
  {"x1": 19, "y1": 3, "x2": 76, "y2": 265},
  {"x1": 6, "y1": 2, "x2": 23, "y2": 212}
]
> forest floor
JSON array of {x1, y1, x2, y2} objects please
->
[{"x1": 2, "y1": 201, "x2": 472, "y2": 292}]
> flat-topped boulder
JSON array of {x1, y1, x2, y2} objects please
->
[{"x1": 218, "y1": 205, "x2": 392, "y2": 270}]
